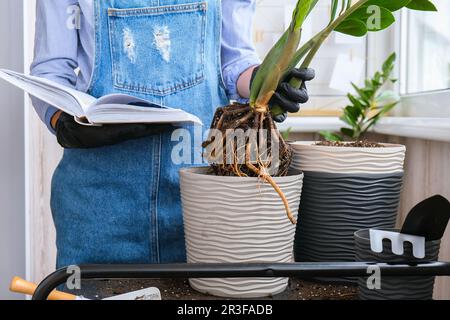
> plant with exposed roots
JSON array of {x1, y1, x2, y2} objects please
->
[{"x1": 203, "y1": 0, "x2": 437, "y2": 224}]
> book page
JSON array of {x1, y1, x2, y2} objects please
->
[
  {"x1": 0, "y1": 69, "x2": 202, "y2": 125},
  {"x1": 94, "y1": 93, "x2": 166, "y2": 109},
  {"x1": 87, "y1": 103, "x2": 202, "y2": 125},
  {"x1": 0, "y1": 69, "x2": 96, "y2": 115},
  {"x1": 0, "y1": 69, "x2": 84, "y2": 116}
]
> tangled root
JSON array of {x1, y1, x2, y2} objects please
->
[{"x1": 202, "y1": 103, "x2": 296, "y2": 224}]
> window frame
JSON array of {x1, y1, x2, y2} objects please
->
[{"x1": 397, "y1": 8, "x2": 450, "y2": 117}]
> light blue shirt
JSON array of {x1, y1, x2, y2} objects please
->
[{"x1": 31, "y1": 0, "x2": 260, "y2": 132}]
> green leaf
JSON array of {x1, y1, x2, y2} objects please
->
[
  {"x1": 340, "y1": 111, "x2": 357, "y2": 127},
  {"x1": 307, "y1": 0, "x2": 320, "y2": 16},
  {"x1": 374, "y1": 90, "x2": 400, "y2": 106},
  {"x1": 351, "y1": 82, "x2": 372, "y2": 101},
  {"x1": 381, "y1": 101, "x2": 398, "y2": 113},
  {"x1": 379, "y1": 101, "x2": 399, "y2": 115},
  {"x1": 369, "y1": 102, "x2": 398, "y2": 122},
  {"x1": 382, "y1": 52, "x2": 396, "y2": 73},
  {"x1": 347, "y1": 104, "x2": 363, "y2": 122},
  {"x1": 335, "y1": 18, "x2": 368, "y2": 36},
  {"x1": 329, "y1": 50, "x2": 400, "y2": 141},
  {"x1": 341, "y1": 127, "x2": 356, "y2": 139},
  {"x1": 342, "y1": 104, "x2": 361, "y2": 125},
  {"x1": 347, "y1": 94, "x2": 363, "y2": 109},
  {"x1": 281, "y1": 127, "x2": 293, "y2": 140},
  {"x1": 364, "y1": 102, "x2": 398, "y2": 136},
  {"x1": 406, "y1": 0, "x2": 438, "y2": 11},
  {"x1": 293, "y1": 0, "x2": 317, "y2": 30},
  {"x1": 350, "y1": 5, "x2": 396, "y2": 32},
  {"x1": 374, "y1": 71, "x2": 382, "y2": 81},
  {"x1": 366, "y1": 0, "x2": 411, "y2": 12},
  {"x1": 319, "y1": 131, "x2": 343, "y2": 142}
]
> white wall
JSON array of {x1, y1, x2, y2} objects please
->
[{"x1": 0, "y1": 0, "x2": 26, "y2": 300}]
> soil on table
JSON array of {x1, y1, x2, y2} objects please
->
[
  {"x1": 316, "y1": 140, "x2": 384, "y2": 148},
  {"x1": 72, "y1": 278, "x2": 357, "y2": 300}
]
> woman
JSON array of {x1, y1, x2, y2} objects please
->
[{"x1": 31, "y1": 0, "x2": 313, "y2": 268}]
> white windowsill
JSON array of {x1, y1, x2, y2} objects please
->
[{"x1": 278, "y1": 117, "x2": 450, "y2": 143}]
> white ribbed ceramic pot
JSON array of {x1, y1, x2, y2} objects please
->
[
  {"x1": 180, "y1": 167, "x2": 303, "y2": 298},
  {"x1": 290, "y1": 141, "x2": 406, "y2": 174},
  {"x1": 290, "y1": 142, "x2": 406, "y2": 282}
]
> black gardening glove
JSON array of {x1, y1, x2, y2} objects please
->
[
  {"x1": 55, "y1": 112, "x2": 173, "y2": 149},
  {"x1": 251, "y1": 67, "x2": 315, "y2": 122}
]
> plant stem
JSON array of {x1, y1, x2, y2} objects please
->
[
  {"x1": 269, "y1": 32, "x2": 324, "y2": 116},
  {"x1": 271, "y1": 0, "x2": 372, "y2": 116},
  {"x1": 359, "y1": 84, "x2": 382, "y2": 137},
  {"x1": 294, "y1": 0, "x2": 370, "y2": 70},
  {"x1": 339, "y1": 0, "x2": 347, "y2": 16},
  {"x1": 252, "y1": 0, "x2": 318, "y2": 108},
  {"x1": 301, "y1": 0, "x2": 369, "y2": 68}
]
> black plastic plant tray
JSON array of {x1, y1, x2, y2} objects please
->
[{"x1": 32, "y1": 261, "x2": 450, "y2": 300}]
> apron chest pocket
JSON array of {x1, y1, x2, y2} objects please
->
[{"x1": 108, "y1": 2, "x2": 207, "y2": 96}]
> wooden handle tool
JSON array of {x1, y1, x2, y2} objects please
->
[{"x1": 9, "y1": 276, "x2": 77, "y2": 300}]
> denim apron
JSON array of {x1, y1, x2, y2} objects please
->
[{"x1": 51, "y1": 0, "x2": 229, "y2": 268}]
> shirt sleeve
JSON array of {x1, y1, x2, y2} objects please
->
[
  {"x1": 30, "y1": 0, "x2": 79, "y2": 134},
  {"x1": 221, "y1": 0, "x2": 261, "y2": 101}
]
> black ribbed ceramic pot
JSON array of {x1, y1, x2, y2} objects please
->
[
  {"x1": 293, "y1": 172, "x2": 403, "y2": 282},
  {"x1": 290, "y1": 142, "x2": 406, "y2": 283},
  {"x1": 355, "y1": 228, "x2": 440, "y2": 300}
]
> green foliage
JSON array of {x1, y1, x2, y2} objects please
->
[
  {"x1": 406, "y1": 0, "x2": 438, "y2": 11},
  {"x1": 333, "y1": 0, "x2": 436, "y2": 38},
  {"x1": 250, "y1": 0, "x2": 437, "y2": 115},
  {"x1": 250, "y1": 0, "x2": 316, "y2": 106},
  {"x1": 287, "y1": 0, "x2": 434, "y2": 73},
  {"x1": 367, "y1": 0, "x2": 412, "y2": 11},
  {"x1": 281, "y1": 127, "x2": 293, "y2": 140},
  {"x1": 293, "y1": 0, "x2": 317, "y2": 30},
  {"x1": 335, "y1": 5, "x2": 395, "y2": 36},
  {"x1": 319, "y1": 131, "x2": 343, "y2": 142},
  {"x1": 250, "y1": 0, "x2": 438, "y2": 116},
  {"x1": 334, "y1": 19, "x2": 368, "y2": 36},
  {"x1": 320, "y1": 53, "x2": 400, "y2": 141}
]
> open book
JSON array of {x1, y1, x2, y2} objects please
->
[{"x1": 0, "y1": 69, "x2": 202, "y2": 126}]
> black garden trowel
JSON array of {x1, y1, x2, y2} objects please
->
[{"x1": 401, "y1": 195, "x2": 450, "y2": 241}]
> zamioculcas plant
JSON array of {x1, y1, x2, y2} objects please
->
[
  {"x1": 320, "y1": 52, "x2": 400, "y2": 142},
  {"x1": 203, "y1": 0, "x2": 437, "y2": 224}
]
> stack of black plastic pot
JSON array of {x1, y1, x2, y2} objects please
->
[
  {"x1": 290, "y1": 141, "x2": 406, "y2": 282},
  {"x1": 355, "y1": 195, "x2": 450, "y2": 300}
]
